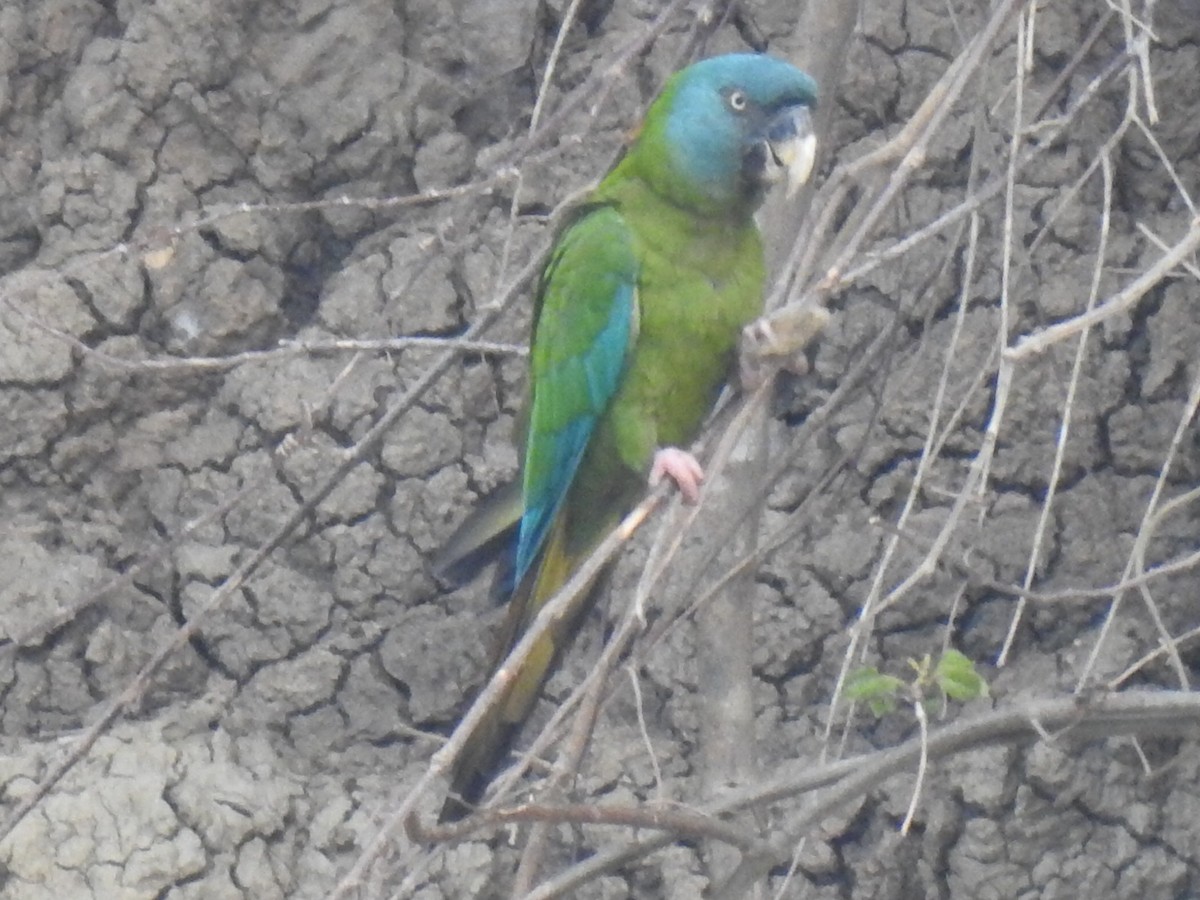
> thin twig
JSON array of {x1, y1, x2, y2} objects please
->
[
  {"x1": 1007, "y1": 216, "x2": 1200, "y2": 361},
  {"x1": 996, "y1": 149, "x2": 1115, "y2": 664},
  {"x1": 899, "y1": 699, "x2": 929, "y2": 836}
]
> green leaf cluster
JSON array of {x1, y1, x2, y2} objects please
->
[{"x1": 845, "y1": 649, "x2": 989, "y2": 718}]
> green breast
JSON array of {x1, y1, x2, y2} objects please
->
[{"x1": 627, "y1": 208, "x2": 763, "y2": 448}]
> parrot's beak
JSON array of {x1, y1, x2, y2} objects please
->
[{"x1": 765, "y1": 106, "x2": 817, "y2": 198}]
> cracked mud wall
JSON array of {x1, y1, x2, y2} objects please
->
[{"x1": 1, "y1": 0, "x2": 1199, "y2": 898}]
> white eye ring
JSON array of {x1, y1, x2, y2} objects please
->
[{"x1": 728, "y1": 90, "x2": 747, "y2": 111}]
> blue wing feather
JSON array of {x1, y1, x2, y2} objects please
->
[{"x1": 513, "y1": 208, "x2": 637, "y2": 586}]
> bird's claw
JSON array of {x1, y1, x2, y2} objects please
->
[
  {"x1": 649, "y1": 447, "x2": 705, "y2": 504},
  {"x1": 739, "y1": 305, "x2": 831, "y2": 390}
]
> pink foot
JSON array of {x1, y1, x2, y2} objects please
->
[{"x1": 649, "y1": 447, "x2": 705, "y2": 504}]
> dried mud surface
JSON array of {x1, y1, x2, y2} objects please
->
[{"x1": 1, "y1": 1, "x2": 1199, "y2": 898}]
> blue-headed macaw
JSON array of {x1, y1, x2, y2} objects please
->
[{"x1": 438, "y1": 52, "x2": 818, "y2": 819}]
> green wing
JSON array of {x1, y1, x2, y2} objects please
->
[{"x1": 513, "y1": 204, "x2": 638, "y2": 586}]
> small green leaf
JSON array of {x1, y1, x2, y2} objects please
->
[
  {"x1": 846, "y1": 666, "x2": 904, "y2": 716},
  {"x1": 866, "y1": 694, "x2": 897, "y2": 716},
  {"x1": 935, "y1": 649, "x2": 989, "y2": 701}
]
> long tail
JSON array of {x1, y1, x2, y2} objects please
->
[{"x1": 441, "y1": 518, "x2": 587, "y2": 821}]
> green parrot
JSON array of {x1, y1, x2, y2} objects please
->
[{"x1": 438, "y1": 52, "x2": 818, "y2": 819}]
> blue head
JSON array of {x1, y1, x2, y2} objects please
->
[{"x1": 628, "y1": 53, "x2": 818, "y2": 216}]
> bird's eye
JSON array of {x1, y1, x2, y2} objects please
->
[{"x1": 727, "y1": 90, "x2": 747, "y2": 112}]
